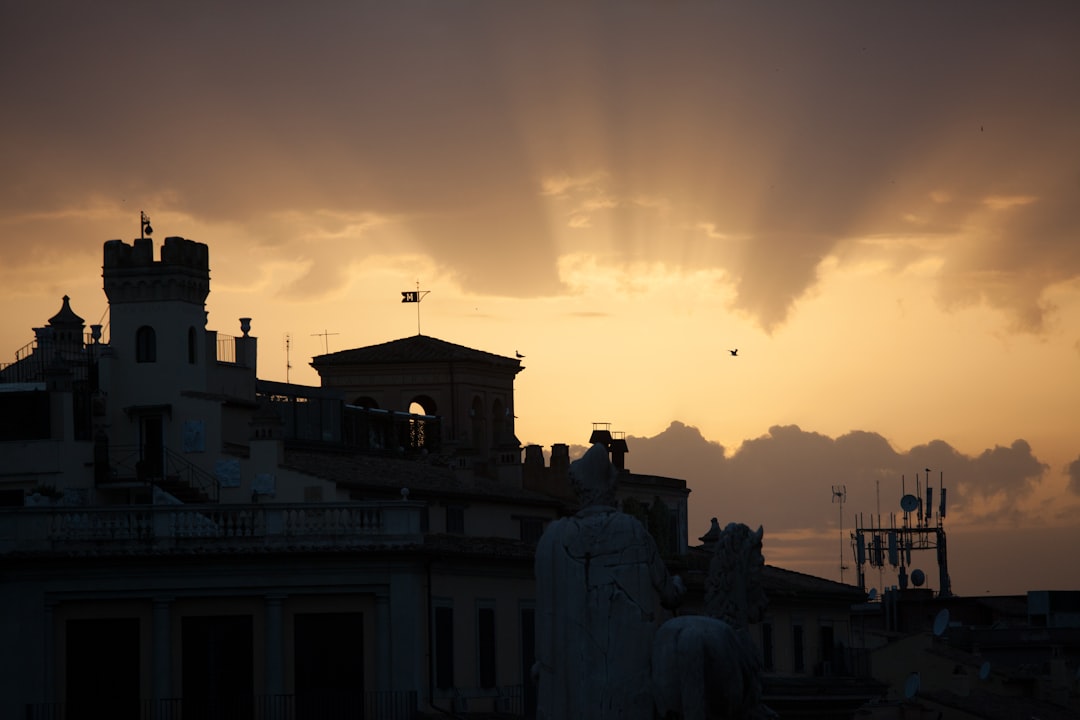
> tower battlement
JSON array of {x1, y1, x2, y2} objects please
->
[{"x1": 103, "y1": 237, "x2": 210, "y2": 306}]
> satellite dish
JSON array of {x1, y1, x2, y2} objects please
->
[
  {"x1": 933, "y1": 608, "x2": 950, "y2": 636},
  {"x1": 903, "y1": 672, "x2": 921, "y2": 700},
  {"x1": 867, "y1": 587, "x2": 878, "y2": 601},
  {"x1": 978, "y1": 661, "x2": 991, "y2": 680},
  {"x1": 911, "y1": 568, "x2": 926, "y2": 587},
  {"x1": 900, "y1": 494, "x2": 919, "y2": 512}
]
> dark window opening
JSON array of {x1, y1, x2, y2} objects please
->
[
  {"x1": 519, "y1": 517, "x2": 544, "y2": 545},
  {"x1": 67, "y1": 617, "x2": 140, "y2": 720},
  {"x1": 793, "y1": 623, "x2": 805, "y2": 673},
  {"x1": 446, "y1": 505, "x2": 465, "y2": 535},
  {"x1": 434, "y1": 606, "x2": 455, "y2": 691},
  {"x1": 187, "y1": 327, "x2": 197, "y2": 364},
  {"x1": 182, "y1": 615, "x2": 254, "y2": 720},
  {"x1": 294, "y1": 612, "x2": 364, "y2": 720},
  {"x1": 136, "y1": 325, "x2": 156, "y2": 363},
  {"x1": 478, "y1": 607, "x2": 496, "y2": 689},
  {"x1": 820, "y1": 624, "x2": 835, "y2": 672}
]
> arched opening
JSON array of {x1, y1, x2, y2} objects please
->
[
  {"x1": 407, "y1": 396, "x2": 438, "y2": 451},
  {"x1": 352, "y1": 396, "x2": 379, "y2": 409},
  {"x1": 136, "y1": 326, "x2": 156, "y2": 363}
]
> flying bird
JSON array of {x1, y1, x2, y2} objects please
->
[{"x1": 729, "y1": 349, "x2": 738, "y2": 356}]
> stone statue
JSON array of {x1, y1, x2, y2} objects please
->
[
  {"x1": 652, "y1": 523, "x2": 772, "y2": 720},
  {"x1": 534, "y1": 443, "x2": 684, "y2": 720}
]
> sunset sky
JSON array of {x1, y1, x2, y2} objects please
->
[{"x1": 3, "y1": 2, "x2": 1079, "y2": 594}]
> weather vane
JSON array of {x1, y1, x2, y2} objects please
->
[{"x1": 400, "y1": 280, "x2": 430, "y2": 335}]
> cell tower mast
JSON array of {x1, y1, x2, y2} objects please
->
[{"x1": 832, "y1": 485, "x2": 848, "y2": 583}]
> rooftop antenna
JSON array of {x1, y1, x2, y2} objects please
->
[
  {"x1": 140, "y1": 210, "x2": 153, "y2": 239},
  {"x1": 284, "y1": 333, "x2": 293, "y2": 384},
  {"x1": 400, "y1": 280, "x2": 431, "y2": 335},
  {"x1": 832, "y1": 485, "x2": 848, "y2": 583},
  {"x1": 311, "y1": 329, "x2": 339, "y2": 355}
]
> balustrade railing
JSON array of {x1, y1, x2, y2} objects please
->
[
  {"x1": 0, "y1": 502, "x2": 423, "y2": 555},
  {"x1": 26, "y1": 690, "x2": 420, "y2": 720}
]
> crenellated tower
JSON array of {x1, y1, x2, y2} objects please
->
[{"x1": 102, "y1": 236, "x2": 211, "y2": 398}]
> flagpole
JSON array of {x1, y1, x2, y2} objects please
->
[{"x1": 401, "y1": 283, "x2": 431, "y2": 335}]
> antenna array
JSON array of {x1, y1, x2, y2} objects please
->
[{"x1": 850, "y1": 469, "x2": 952, "y2": 598}]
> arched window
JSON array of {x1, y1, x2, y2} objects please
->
[
  {"x1": 187, "y1": 327, "x2": 197, "y2": 364},
  {"x1": 136, "y1": 326, "x2": 156, "y2": 363}
]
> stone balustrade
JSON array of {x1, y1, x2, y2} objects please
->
[{"x1": 0, "y1": 501, "x2": 424, "y2": 555}]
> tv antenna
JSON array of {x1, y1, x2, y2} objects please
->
[
  {"x1": 284, "y1": 333, "x2": 293, "y2": 384},
  {"x1": 832, "y1": 484, "x2": 848, "y2": 583},
  {"x1": 312, "y1": 329, "x2": 339, "y2": 355}
]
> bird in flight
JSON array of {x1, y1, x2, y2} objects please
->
[{"x1": 729, "y1": 349, "x2": 738, "y2": 356}]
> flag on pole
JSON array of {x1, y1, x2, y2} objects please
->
[{"x1": 401, "y1": 291, "x2": 419, "y2": 303}]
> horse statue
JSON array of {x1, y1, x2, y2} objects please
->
[{"x1": 652, "y1": 522, "x2": 774, "y2": 720}]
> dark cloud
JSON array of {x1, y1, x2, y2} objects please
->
[
  {"x1": 624, "y1": 422, "x2": 1050, "y2": 535},
  {"x1": 2, "y1": 2, "x2": 1079, "y2": 328},
  {"x1": 1067, "y1": 456, "x2": 1080, "y2": 495},
  {"x1": 611, "y1": 421, "x2": 1068, "y2": 592}
]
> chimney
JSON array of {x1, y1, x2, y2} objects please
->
[
  {"x1": 522, "y1": 444, "x2": 545, "y2": 491},
  {"x1": 610, "y1": 432, "x2": 629, "y2": 472},
  {"x1": 550, "y1": 443, "x2": 569, "y2": 477}
]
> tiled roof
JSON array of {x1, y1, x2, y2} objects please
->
[
  {"x1": 283, "y1": 448, "x2": 562, "y2": 505},
  {"x1": 762, "y1": 563, "x2": 866, "y2": 599},
  {"x1": 681, "y1": 545, "x2": 865, "y2": 600},
  {"x1": 312, "y1": 334, "x2": 521, "y2": 369}
]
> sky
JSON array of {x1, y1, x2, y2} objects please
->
[{"x1": 3, "y1": 1, "x2": 1080, "y2": 595}]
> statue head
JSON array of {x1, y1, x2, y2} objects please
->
[
  {"x1": 704, "y1": 523, "x2": 767, "y2": 628},
  {"x1": 569, "y1": 443, "x2": 618, "y2": 508}
]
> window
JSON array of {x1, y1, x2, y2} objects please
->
[
  {"x1": 67, "y1": 618, "x2": 140, "y2": 720},
  {"x1": 477, "y1": 605, "x2": 496, "y2": 690},
  {"x1": 820, "y1": 624, "x2": 835, "y2": 672},
  {"x1": 760, "y1": 621, "x2": 774, "y2": 671},
  {"x1": 518, "y1": 517, "x2": 545, "y2": 545},
  {"x1": 295, "y1": 613, "x2": 364, "y2": 719},
  {"x1": 136, "y1": 325, "x2": 156, "y2": 363},
  {"x1": 434, "y1": 605, "x2": 455, "y2": 690},
  {"x1": 446, "y1": 505, "x2": 465, "y2": 535},
  {"x1": 187, "y1": 327, "x2": 197, "y2": 364},
  {"x1": 792, "y1": 623, "x2": 805, "y2": 673}
]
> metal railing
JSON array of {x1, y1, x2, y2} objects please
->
[
  {"x1": 0, "y1": 502, "x2": 424, "y2": 555},
  {"x1": 26, "y1": 690, "x2": 419, "y2": 720},
  {"x1": 98, "y1": 446, "x2": 220, "y2": 503}
]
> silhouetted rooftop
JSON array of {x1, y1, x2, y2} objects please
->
[
  {"x1": 283, "y1": 448, "x2": 562, "y2": 506},
  {"x1": 311, "y1": 334, "x2": 521, "y2": 370}
]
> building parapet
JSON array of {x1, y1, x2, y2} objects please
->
[{"x1": 0, "y1": 501, "x2": 424, "y2": 555}]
